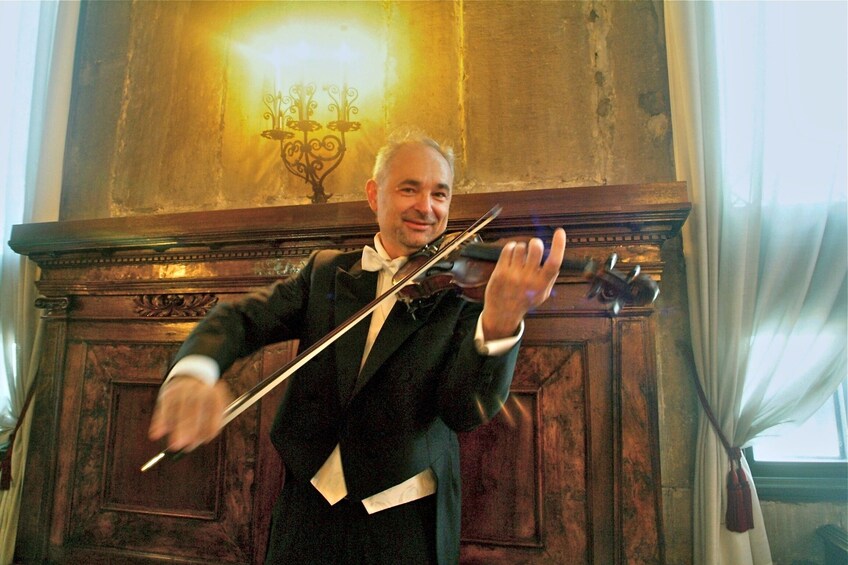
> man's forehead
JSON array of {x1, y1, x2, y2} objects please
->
[
  {"x1": 389, "y1": 143, "x2": 451, "y2": 169},
  {"x1": 395, "y1": 177, "x2": 452, "y2": 190},
  {"x1": 373, "y1": 143, "x2": 454, "y2": 195}
]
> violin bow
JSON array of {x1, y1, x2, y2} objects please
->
[{"x1": 141, "y1": 204, "x2": 503, "y2": 472}]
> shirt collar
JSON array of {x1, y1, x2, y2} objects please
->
[{"x1": 362, "y1": 235, "x2": 408, "y2": 275}]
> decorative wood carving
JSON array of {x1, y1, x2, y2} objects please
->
[
  {"x1": 132, "y1": 293, "x2": 219, "y2": 317},
  {"x1": 9, "y1": 183, "x2": 689, "y2": 564}
]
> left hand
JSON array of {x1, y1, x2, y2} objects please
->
[{"x1": 480, "y1": 228, "x2": 566, "y2": 340}]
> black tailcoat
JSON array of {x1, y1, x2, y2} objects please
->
[{"x1": 172, "y1": 249, "x2": 520, "y2": 564}]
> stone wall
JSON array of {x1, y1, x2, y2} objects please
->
[{"x1": 60, "y1": 0, "x2": 674, "y2": 217}]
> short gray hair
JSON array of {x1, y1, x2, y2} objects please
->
[{"x1": 372, "y1": 128, "x2": 455, "y2": 187}]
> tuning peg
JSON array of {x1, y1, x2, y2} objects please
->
[
  {"x1": 610, "y1": 300, "x2": 622, "y2": 316},
  {"x1": 587, "y1": 278, "x2": 603, "y2": 299}
]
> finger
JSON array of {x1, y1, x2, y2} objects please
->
[
  {"x1": 169, "y1": 392, "x2": 197, "y2": 451},
  {"x1": 495, "y1": 240, "x2": 518, "y2": 270},
  {"x1": 515, "y1": 242, "x2": 531, "y2": 267},
  {"x1": 188, "y1": 381, "x2": 230, "y2": 447},
  {"x1": 189, "y1": 391, "x2": 219, "y2": 450},
  {"x1": 148, "y1": 402, "x2": 168, "y2": 441},
  {"x1": 194, "y1": 396, "x2": 214, "y2": 445},
  {"x1": 198, "y1": 386, "x2": 225, "y2": 444},
  {"x1": 542, "y1": 228, "x2": 566, "y2": 275},
  {"x1": 149, "y1": 382, "x2": 182, "y2": 442},
  {"x1": 525, "y1": 237, "x2": 545, "y2": 268},
  {"x1": 508, "y1": 240, "x2": 527, "y2": 262}
]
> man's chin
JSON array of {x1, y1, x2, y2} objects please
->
[{"x1": 401, "y1": 232, "x2": 438, "y2": 253}]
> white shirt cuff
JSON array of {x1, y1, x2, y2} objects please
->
[
  {"x1": 165, "y1": 354, "x2": 220, "y2": 387},
  {"x1": 473, "y1": 316, "x2": 524, "y2": 356}
]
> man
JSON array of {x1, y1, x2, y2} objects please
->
[{"x1": 149, "y1": 131, "x2": 566, "y2": 564}]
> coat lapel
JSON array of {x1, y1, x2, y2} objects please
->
[
  {"x1": 334, "y1": 262, "x2": 377, "y2": 405},
  {"x1": 332, "y1": 258, "x2": 448, "y2": 404},
  {"x1": 351, "y1": 295, "x2": 438, "y2": 400}
]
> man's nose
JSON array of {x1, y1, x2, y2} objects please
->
[{"x1": 413, "y1": 191, "x2": 434, "y2": 214}]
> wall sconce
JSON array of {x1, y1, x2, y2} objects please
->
[{"x1": 262, "y1": 82, "x2": 361, "y2": 203}]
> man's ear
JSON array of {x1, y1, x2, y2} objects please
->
[{"x1": 365, "y1": 178, "x2": 379, "y2": 212}]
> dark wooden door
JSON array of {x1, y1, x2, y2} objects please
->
[{"x1": 460, "y1": 313, "x2": 663, "y2": 564}]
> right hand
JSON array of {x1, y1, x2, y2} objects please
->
[{"x1": 148, "y1": 375, "x2": 232, "y2": 452}]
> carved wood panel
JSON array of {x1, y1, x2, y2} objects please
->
[
  {"x1": 460, "y1": 318, "x2": 612, "y2": 564},
  {"x1": 36, "y1": 321, "x2": 293, "y2": 564},
  {"x1": 618, "y1": 317, "x2": 664, "y2": 563}
]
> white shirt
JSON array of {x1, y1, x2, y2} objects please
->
[{"x1": 167, "y1": 234, "x2": 522, "y2": 513}]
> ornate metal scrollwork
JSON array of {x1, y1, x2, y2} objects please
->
[
  {"x1": 262, "y1": 82, "x2": 361, "y2": 204},
  {"x1": 132, "y1": 293, "x2": 218, "y2": 318}
]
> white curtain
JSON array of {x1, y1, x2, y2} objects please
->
[
  {"x1": 665, "y1": 1, "x2": 847, "y2": 564},
  {"x1": 0, "y1": 1, "x2": 79, "y2": 561}
]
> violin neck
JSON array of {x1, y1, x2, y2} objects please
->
[
  {"x1": 561, "y1": 258, "x2": 594, "y2": 275},
  {"x1": 458, "y1": 242, "x2": 593, "y2": 275}
]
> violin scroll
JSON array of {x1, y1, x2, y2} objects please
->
[{"x1": 584, "y1": 253, "x2": 660, "y2": 315}]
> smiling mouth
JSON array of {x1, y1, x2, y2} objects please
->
[
  {"x1": 402, "y1": 214, "x2": 436, "y2": 230},
  {"x1": 404, "y1": 220, "x2": 433, "y2": 230}
]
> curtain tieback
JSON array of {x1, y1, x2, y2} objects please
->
[{"x1": 690, "y1": 374, "x2": 754, "y2": 533}]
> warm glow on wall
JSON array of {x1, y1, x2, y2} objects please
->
[
  {"x1": 234, "y1": 20, "x2": 385, "y2": 100},
  {"x1": 230, "y1": 12, "x2": 388, "y2": 203}
]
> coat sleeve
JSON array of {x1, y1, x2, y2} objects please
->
[
  {"x1": 170, "y1": 253, "x2": 317, "y2": 375},
  {"x1": 435, "y1": 301, "x2": 521, "y2": 432}
]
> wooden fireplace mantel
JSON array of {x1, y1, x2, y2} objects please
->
[
  {"x1": 10, "y1": 182, "x2": 689, "y2": 564},
  {"x1": 10, "y1": 182, "x2": 689, "y2": 255}
]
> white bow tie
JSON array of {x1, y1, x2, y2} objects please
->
[{"x1": 361, "y1": 245, "x2": 406, "y2": 275}]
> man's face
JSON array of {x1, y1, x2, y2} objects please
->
[{"x1": 366, "y1": 143, "x2": 453, "y2": 259}]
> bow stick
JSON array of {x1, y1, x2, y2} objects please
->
[{"x1": 141, "y1": 204, "x2": 503, "y2": 472}]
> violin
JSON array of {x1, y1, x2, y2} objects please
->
[{"x1": 394, "y1": 234, "x2": 659, "y2": 317}]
